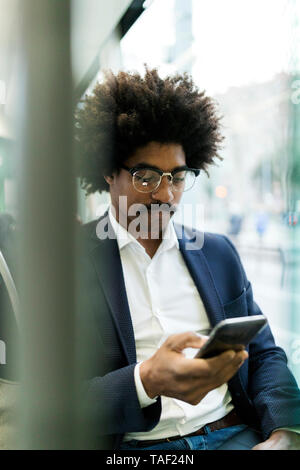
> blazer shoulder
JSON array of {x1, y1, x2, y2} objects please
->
[
  {"x1": 203, "y1": 231, "x2": 241, "y2": 264},
  {"x1": 80, "y1": 218, "x2": 99, "y2": 236},
  {"x1": 77, "y1": 217, "x2": 103, "y2": 255},
  {"x1": 175, "y1": 223, "x2": 242, "y2": 268},
  {"x1": 200, "y1": 231, "x2": 247, "y2": 288},
  {"x1": 174, "y1": 223, "x2": 233, "y2": 252},
  {"x1": 203, "y1": 231, "x2": 238, "y2": 256},
  {"x1": 80, "y1": 210, "x2": 110, "y2": 237}
]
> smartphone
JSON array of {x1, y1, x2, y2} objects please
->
[{"x1": 194, "y1": 315, "x2": 268, "y2": 359}]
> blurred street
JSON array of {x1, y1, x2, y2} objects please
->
[{"x1": 230, "y1": 222, "x2": 300, "y2": 385}]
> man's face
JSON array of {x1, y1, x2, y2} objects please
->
[{"x1": 105, "y1": 141, "x2": 186, "y2": 237}]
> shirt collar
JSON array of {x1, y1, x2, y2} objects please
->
[{"x1": 108, "y1": 205, "x2": 179, "y2": 252}]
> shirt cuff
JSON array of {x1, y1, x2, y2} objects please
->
[
  {"x1": 273, "y1": 426, "x2": 300, "y2": 435},
  {"x1": 134, "y1": 362, "x2": 158, "y2": 409}
]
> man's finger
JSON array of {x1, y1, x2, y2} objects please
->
[
  {"x1": 206, "y1": 349, "x2": 236, "y2": 365},
  {"x1": 203, "y1": 349, "x2": 248, "y2": 376},
  {"x1": 183, "y1": 350, "x2": 238, "y2": 378},
  {"x1": 207, "y1": 349, "x2": 248, "y2": 365},
  {"x1": 166, "y1": 331, "x2": 207, "y2": 352}
]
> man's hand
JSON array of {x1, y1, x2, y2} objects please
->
[
  {"x1": 139, "y1": 331, "x2": 248, "y2": 405},
  {"x1": 252, "y1": 430, "x2": 300, "y2": 450}
]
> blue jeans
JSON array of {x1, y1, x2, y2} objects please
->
[{"x1": 120, "y1": 424, "x2": 262, "y2": 450}]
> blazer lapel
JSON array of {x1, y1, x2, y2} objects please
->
[
  {"x1": 175, "y1": 225, "x2": 226, "y2": 328},
  {"x1": 89, "y1": 214, "x2": 136, "y2": 364}
]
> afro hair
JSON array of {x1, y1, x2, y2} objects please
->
[{"x1": 75, "y1": 67, "x2": 224, "y2": 194}]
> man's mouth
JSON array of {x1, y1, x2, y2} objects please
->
[{"x1": 144, "y1": 203, "x2": 177, "y2": 214}]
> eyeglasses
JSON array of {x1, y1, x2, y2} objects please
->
[{"x1": 121, "y1": 165, "x2": 200, "y2": 193}]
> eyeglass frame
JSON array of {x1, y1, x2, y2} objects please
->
[{"x1": 120, "y1": 164, "x2": 200, "y2": 193}]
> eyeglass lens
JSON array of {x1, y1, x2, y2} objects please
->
[{"x1": 132, "y1": 169, "x2": 196, "y2": 193}]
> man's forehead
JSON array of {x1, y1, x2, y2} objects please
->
[
  {"x1": 125, "y1": 142, "x2": 186, "y2": 170},
  {"x1": 132, "y1": 162, "x2": 187, "y2": 171}
]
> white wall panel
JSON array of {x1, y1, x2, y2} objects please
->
[{"x1": 72, "y1": 0, "x2": 132, "y2": 86}]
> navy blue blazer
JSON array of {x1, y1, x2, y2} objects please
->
[{"x1": 78, "y1": 213, "x2": 300, "y2": 449}]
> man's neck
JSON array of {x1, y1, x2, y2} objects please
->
[
  {"x1": 136, "y1": 236, "x2": 162, "y2": 258},
  {"x1": 110, "y1": 205, "x2": 166, "y2": 258}
]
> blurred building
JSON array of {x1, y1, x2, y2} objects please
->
[{"x1": 166, "y1": 0, "x2": 195, "y2": 73}]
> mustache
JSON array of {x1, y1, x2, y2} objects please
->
[{"x1": 141, "y1": 203, "x2": 178, "y2": 213}]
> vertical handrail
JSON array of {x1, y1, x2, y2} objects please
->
[{"x1": 17, "y1": 0, "x2": 77, "y2": 449}]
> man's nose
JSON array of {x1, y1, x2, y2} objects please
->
[{"x1": 151, "y1": 175, "x2": 175, "y2": 204}]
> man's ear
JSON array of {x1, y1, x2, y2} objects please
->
[{"x1": 104, "y1": 175, "x2": 114, "y2": 185}]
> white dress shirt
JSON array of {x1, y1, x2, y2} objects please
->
[{"x1": 108, "y1": 207, "x2": 234, "y2": 441}]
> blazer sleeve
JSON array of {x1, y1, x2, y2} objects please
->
[
  {"x1": 223, "y1": 235, "x2": 300, "y2": 438},
  {"x1": 81, "y1": 365, "x2": 162, "y2": 436},
  {"x1": 76, "y1": 231, "x2": 162, "y2": 437}
]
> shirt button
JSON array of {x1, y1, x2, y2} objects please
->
[{"x1": 180, "y1": 418, "x2": 185, "y2": 425}]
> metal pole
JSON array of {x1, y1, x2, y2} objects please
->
[{"x1": 17, "y1": 0, "x2": 77, "y2": 448}]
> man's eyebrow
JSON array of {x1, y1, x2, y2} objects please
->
[{"x1": 133, "y1": 162, "x2": 188, "y2": 171}]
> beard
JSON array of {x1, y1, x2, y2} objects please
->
[{"x1": 126, "y1": 203, "x2": 178, "y2": 240}]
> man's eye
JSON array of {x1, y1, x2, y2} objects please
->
[
  {"x1": 137, "y1": 176, "x2": 153, "y2": 183},
  {"x1": 135, "y1": 173, "x2": 156, "y2": 183},
  {"x1": 173, "y1": 177, "x2": 185, "y2": 183}
]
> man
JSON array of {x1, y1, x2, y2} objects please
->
[{"x1": 76, "y1": 68, "x2": 300, "y2": 450}]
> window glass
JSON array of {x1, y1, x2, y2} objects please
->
[{"x1": 121, "y1": 0, "x2": 300, "y2": 382}]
